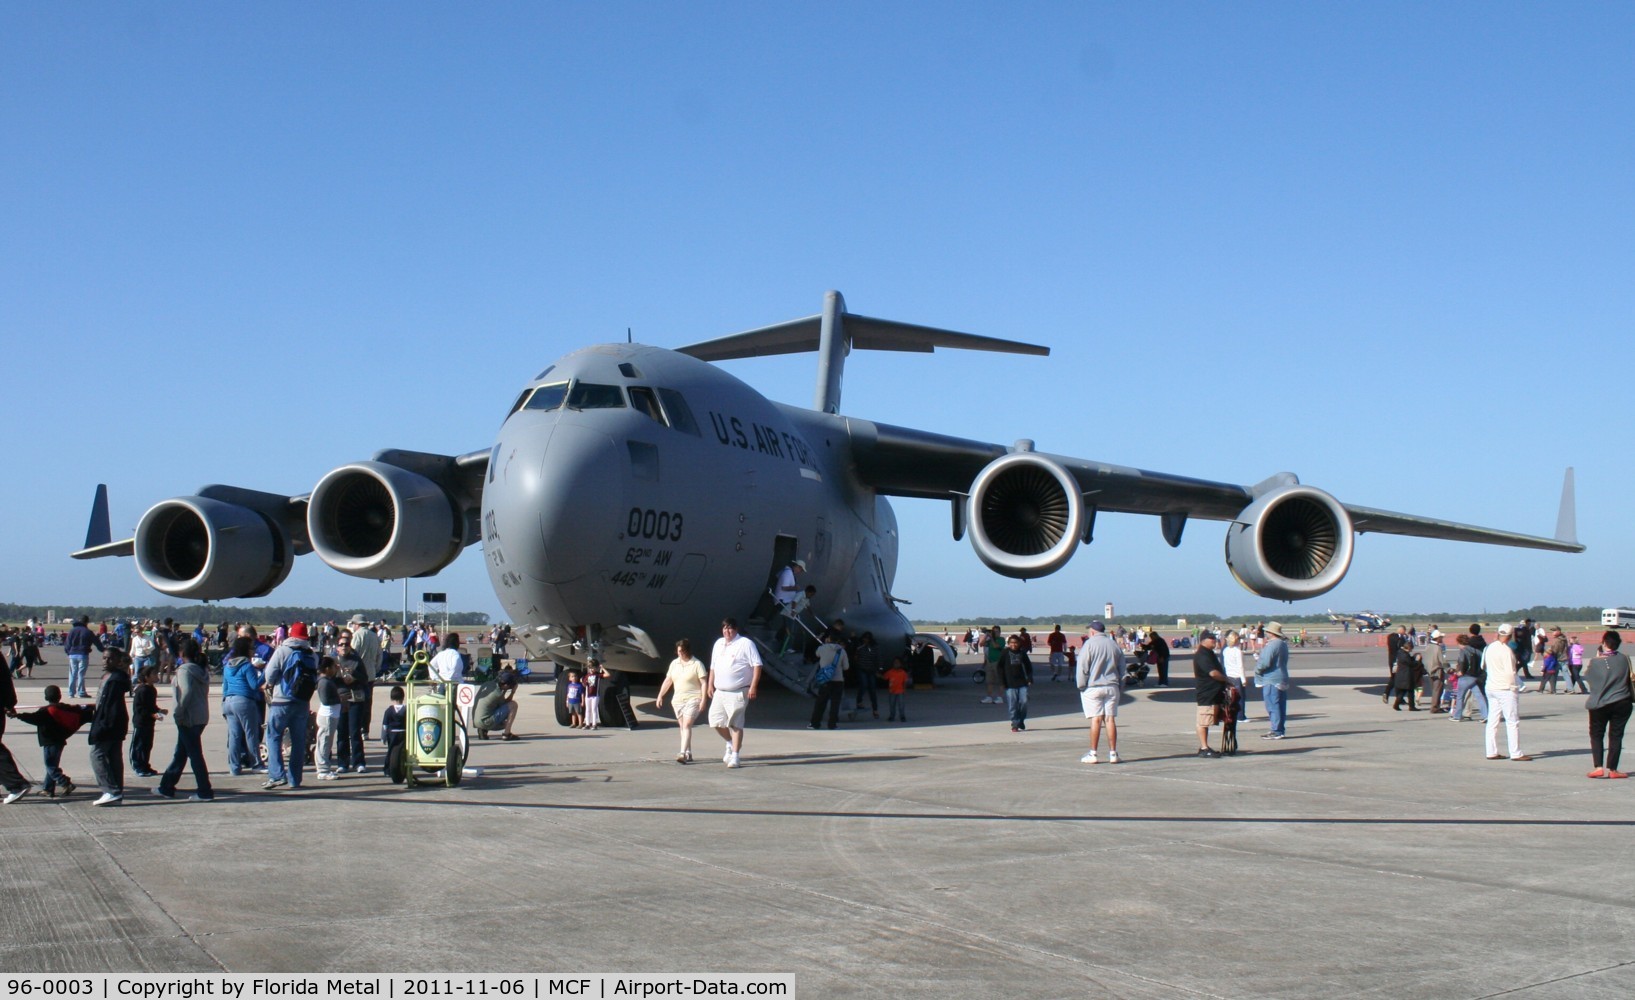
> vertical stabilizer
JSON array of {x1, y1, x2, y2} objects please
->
[
  {"x1": 84, "y1": 484, "x2": 112, "y2": 549},
  {"x1": 1555, "y1": 467, "x2": 1577, "y2": 545},
  {"x1": 813, "y1": 290, "x2": 848, "y2": 414}
]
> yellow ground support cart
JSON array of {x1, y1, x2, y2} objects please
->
[{"x1": 387, "y1": 650, "x2": 468, "y2": 787}]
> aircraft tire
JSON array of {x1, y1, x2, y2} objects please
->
[{"x1": 555, "y1": 680, "x2": 571, "y2": 727}]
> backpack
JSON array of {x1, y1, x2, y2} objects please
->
[{"x1": 280, "y1": 647, "x2": 317, "y2": 701}]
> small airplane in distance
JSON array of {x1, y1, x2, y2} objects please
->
[
  {"x1": 1328, "y1": 609, "x2": 1393, "y2": 632},
  {"x1": 73, "y1": 292, "x2": 1583, "y2": 722}
]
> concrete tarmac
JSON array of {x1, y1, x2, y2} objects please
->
[{"x1": 3, "y1": 647, "x2": 1634, "y2": 998}]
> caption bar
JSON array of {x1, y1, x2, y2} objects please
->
[{"x1": 2, "y1": 977, "x2": 794, "y2": 1000}]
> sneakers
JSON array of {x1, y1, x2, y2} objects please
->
[
  {"x1": 723, "y1": 745, "x2": 734, "y2": 764},
  {"x1": 186, "y1": 794, "x2": 213, "y2": 802},
  {"x1": 60, "y1": 779, "x2": 76, "y2": 796},
  {"x1": 1108, "y1": 750, "x2": 1121, "y2": 764},
  {"x1": 683, "y1": 749, "x2": 693, "y2": 763},
  {"x1": 92, "y1": 793, "x2": 121, "y2": 806},
  {"x1": 725, "y1": 750, "x2": 740, "y2": 769},
  {"x1": 261, "y1": 778, "x2": 287, "y2": 789},
  {"x1": 1197, "y1": 748, "x2": 1220, "y2": 758},
  {"x1": 152, "y1": 788, "x2": 177, "y2": 799},
  {"x1": 3, "y1": 787, "x2": 31, "y2": 805},
  {"x1": 353, "y1": 765, "x2": 367, "y2": 773},
  {"x1": 1081, "y1": 752, "x2": 1099, "y2": 764},
  {"x1": 980, "y1": 696, "x2": 995, "y2": 704},
  {"x1": 317, "y1": 771, "x2": 339, "y2": 780}
]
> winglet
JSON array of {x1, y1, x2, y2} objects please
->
[
  {"x1": 84, "y1": 484, "x2": 111, "y2": 549},
  {"x1": 1555, "y1": 467, "x2": 1577, "y2": 546}
]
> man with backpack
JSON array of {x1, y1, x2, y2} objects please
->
[
  {"x1": 261, "y1": 622, "x2": 317, "y2": 790},
  {"x1": 807, "y1": 629, "x2": 849, "y2": 730}
]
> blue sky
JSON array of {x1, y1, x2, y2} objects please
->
[{"x1": 4, "y1": 3, "x2": 1630, "y2": 622}]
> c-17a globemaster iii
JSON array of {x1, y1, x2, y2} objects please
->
[{"x1": 74, "y1": 292, "x2": 1582, "y2": 720}]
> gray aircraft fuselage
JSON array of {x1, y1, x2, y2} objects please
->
[{"x1": 483, "y1": 342, "x2": 906, "y2": 673}]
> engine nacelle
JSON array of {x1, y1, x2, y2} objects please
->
[
  {"x1": 134, "y1": 497, "x2": 294, "y2": 600},
  {"x1": 307, "y1": 461, "x2": 465, "y2": 579},
  {"x1": 1225, "y1": 485, "x2": 1355, "y2": 601},
  {"x1": 966, "y1": 453, "x2": 1085, "y2": 579}
]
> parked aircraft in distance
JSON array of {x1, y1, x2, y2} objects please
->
[
  {"x1": 74, "y1": 292, "x2": 1583, "y2": 719},
  {"x1": 1328, "y1": 609, "x2": 1393, "y2": 632}
]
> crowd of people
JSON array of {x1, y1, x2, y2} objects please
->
[
  {"x1": 0, "y1": 613, "x2": 529, "y2": 805},
  {"x1": 4, "y1": 608, "x2": 1633, "y2": 804}
]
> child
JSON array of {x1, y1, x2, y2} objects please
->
[
  {"x1": 129, "y1": 665, "x2": 167, "y2": 777},
  {"x1": 314, "y1": 656, "x2": 343, "y2": 779},
  {"x1": 582, "y1": 661, "x2": 602, "y2": 730},
  {"x1": 381, "y1": 684, "x2": 406, "y2": 756},
  {"x1": 882, "y1": 657, "x2": 911, "y2": 722},
  {"x1": 565, "y1": 669, "x2": 585, "y2": 729},
  {"x1": 13, "y1": 685, "x2": 94, "y2": 798}
]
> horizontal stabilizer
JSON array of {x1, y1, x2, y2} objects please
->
[{"x1": 679, "y1": 313, "x2": 1048, "y2": 362}]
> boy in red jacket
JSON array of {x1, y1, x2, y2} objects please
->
[{"x1": 13, "y1": 685, "x2": 94, "y2": 798}]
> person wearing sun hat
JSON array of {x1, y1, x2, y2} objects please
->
[{"x1": 1254, "y1": 621, "x2": 1291, "y2": 739}]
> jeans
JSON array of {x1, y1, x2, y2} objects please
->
[
  {"x1": 42, "y1": 743, "x2": 66, "y2": 794},
  {"x1": 854, "y1": 670, "x2": 878, "y2": 713},
  {"x1": 223, "y1": 695, "x2": 262, "y2": 773},
  {"x1": 265, "y1": 702, "x2": 309, "y2": 786},
  {"x1": 1263, "y1": 684, "x2": 1287, "y2": 736},
  {"x1": 68, "y1": 653, "x2": 89, "y2": 697},
  {"x1": 1485, "y1": 690, "x2": 1522, "y2": 758},
  {"x1": 1452, "y1": 676, "x2": 1489, "y2": 721},
  {"x1": 1005, "y1": 686, "x2": 1029, "y2": 728},
  {"x1": 887, "y1": 692, "x2": 906, "y2": 721},
  {"x1": 339, "y1": 700, "x2": 369, "y2": 769},
  {"x1": 158, "y1": 723, "x2": 214, "y2": 799}
]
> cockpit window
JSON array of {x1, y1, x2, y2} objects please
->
[
  {"x1": 506, "y1": 388, "x2": 532, "y2": 418},
  {"x1": 522, "y1": 381, "x2": 570, "y2": 412},
  {"x1": 628, "y1": 387, "x2": 666, "y2": 425},
  {"x1": 566, "y1": 381, "x2": 626, "y2": 410},
  {"x1": 656, "y1": 387, "x2": 701, "y2": 437}
]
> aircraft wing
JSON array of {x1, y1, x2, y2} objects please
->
[
  {"x1": 70, "y1": 447, "x2": 491, "y2": 601},
  {"x1": 843, "y1": 416, "x2": 1582, "y2": 553}
]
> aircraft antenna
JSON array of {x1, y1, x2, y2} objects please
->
[{"x1": 627, "y1": 327, "x2": 632, "y2": 344}]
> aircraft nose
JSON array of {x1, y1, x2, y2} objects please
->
[{"x1": 534, "y1": 422, "x2": 622, "y2": 584}]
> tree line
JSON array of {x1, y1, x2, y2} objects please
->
[
  {"x1": 1, "y1": 602, "x2": 492, "y2": 627},
  {"x1": 914, "y1": 605, "x2": 1613, "y2": 629}
]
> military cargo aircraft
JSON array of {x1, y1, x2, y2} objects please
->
[{"x1": 74, "y1": 292, "x2": 1582, "y2": 718}]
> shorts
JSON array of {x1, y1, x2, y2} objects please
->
[
  {"x1": 674, "y1": 697, "x2": 701, "y2": 723},
  {"x1": 1196, "y1": 705, "x2": 1221, "y2": 728},
  {"x1": 489, "y1": 702, "x2": 513, "y2": 726},
  {"x1": 708, "y1": 689, "x2": 749, "y2": 729},
  {"x1": 1080, "y1": 686, "x2": 1119, "y2": 718}
]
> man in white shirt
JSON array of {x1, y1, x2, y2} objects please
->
[
  {"x1": 1483, "y1": 623, "x2": 1532, "y2": 762},
  {"x1": 773, "y1": 559, "x2": 806, "y2": 653},
  {"x1": 707, "y1": 618, "x2": 763, "y2": 768}
]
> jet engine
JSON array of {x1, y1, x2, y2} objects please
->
[
  {"x1": 134, "y1": 497, "x2": 294, "y2": 600},
  {"x1": 965, "y1": 453, "x2": 1086, "y2": 579},
  {"x1": 307, "y1": 461, "x2": 465, "y2": 579},
  {"x1": 1224, "y1": 485, "x2": 1355, "y2": 601}
]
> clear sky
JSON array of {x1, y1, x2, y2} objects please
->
[{"x1": 4, "y1": 3, "x2": 1631, "y2": 623}]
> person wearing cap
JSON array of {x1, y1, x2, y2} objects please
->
[
  {"x1": 1482, "y1": 623, "x2": 1531, "y2": 761},
  {"x1": 1076, "y1": 620, "x2": 1125, "y2": 764},
  {"x1": 1421, "y1": 631, "x2": 1449, "y2": 713},
  {"x1": 1254, "y1": 622, "x2": 1291, "y2": 739},
  {"x1": 261, "y1": 621, "x2": 316, "y2": 789},
  {"x1": 772, "y1": 559, "x2": 807, "y2": 654},
  {"x1": 1192, "y1": 632, "x2": 1228, "y2": 757}
]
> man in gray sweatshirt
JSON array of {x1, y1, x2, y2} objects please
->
[{"x1": 1076, "y1": 621, "x2": 1126, "y2": 764}]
